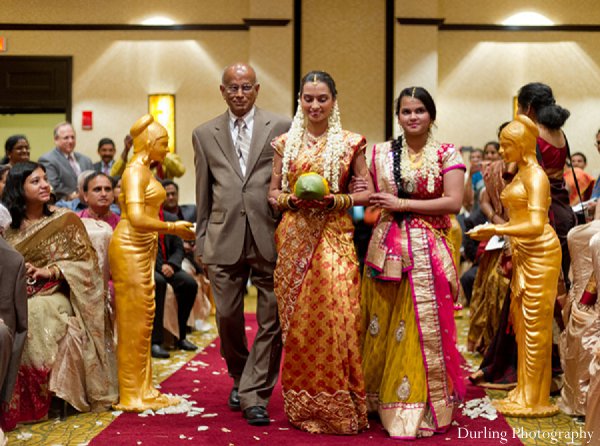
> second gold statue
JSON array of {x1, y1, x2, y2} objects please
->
[{"x1": 468, "y1": 114, "x2": 561, "y2": 417}]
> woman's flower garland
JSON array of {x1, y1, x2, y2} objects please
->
[
  {"x1": 281, "y1": 100, "x2": 344, "y2": 193},
  {"x1": 399, "y1": 133, "x2": 440, "y2": 193}
]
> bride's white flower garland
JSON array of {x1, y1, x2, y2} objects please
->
[
  {"x1": 281, "y1": 100, "x2": 344, "y2": 193},
  {"x1": 400, "y1": 133, "x2": 440, "y2": 193}
]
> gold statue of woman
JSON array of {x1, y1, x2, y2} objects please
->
[
  {"x1": 468, "y1": 114, "x2": 560, "y2": 417},
  {"x1": 108, "y1": 114, "x2": 195, "y2": 411}
]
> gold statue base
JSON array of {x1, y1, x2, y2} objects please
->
[
  {"x1": 493, "y1": 398, "x2": 559, "y2": 418},
  {"x1": 113, "y1": 388, "x2": 181, "y2": 412}
]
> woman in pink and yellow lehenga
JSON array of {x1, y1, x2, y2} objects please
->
[
  {"x1": 359, "y1": 87, "x2": 466, "y2": 439},
  {"x1": 268, "y1": 71, "x2": 373, "y2": 434}
]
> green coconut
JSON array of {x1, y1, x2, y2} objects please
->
[{"x1": 293, "y1": 172, "x2": 330, "y2": 200}]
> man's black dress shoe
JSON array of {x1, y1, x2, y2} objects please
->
[
  {"x1": 228, "y1": 387, "x2": 241, "y2": 411},
  {"x1": 175, "y1": 339, "x2": 198, "y2": 351},
  {"x1": 243, "y1": 405, "x2": 270, "y2": 426},
  {"x1": 151, "y1": 344, "x2": 170, "y2": 359}
]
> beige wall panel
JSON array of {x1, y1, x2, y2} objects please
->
[
  {"x1": 437, "y1": 31, "x2": 600, "y2": 175},
  {"x1": 248, "y1": 0, "x2": 293, "y2": 119},
  {"x1": 395, "y1": 0, "x2": 439, "y2": 18},
  {"x1": 250, "y1": 0, "x2": 292, "y2": 18},
  {"x1": 301, "y1": 0, "x2": 386, "y2": 146},
  {"x1": 1, "y1": 0, "x2": 247, "y2": 24},
  {"x1": 2, "y1": 30, "x2": 252, "y2": 203},
  {"x1": 439, "y1": 0, "x2": 600, "y2": 24},
  {"x1": 394, "y1": 24, "x2": 438, "y2": 137},
  {"x1": 249, "y1": 26, "x2": 294, "y2": 118}
]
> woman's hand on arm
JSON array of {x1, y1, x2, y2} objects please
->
[
  {"x1": 268, "y1": 153, "x2": 284, "y2": 210},
  {"x1": 370, "y1": 192, "x2": 404, "y2": 212},
  {"x1": 348, "y1": 150, "x2": 374, "y2": 206}
]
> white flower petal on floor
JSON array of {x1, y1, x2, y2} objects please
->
[{"x1": 460, "y1": 396, "x2": 498, "y2": 420}]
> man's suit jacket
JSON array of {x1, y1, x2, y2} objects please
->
[
  {"x1": 93, "y1": 160, "x2": 114, "y2": 175},
  {"x1": 193, "y1": 108, "x2": 290, "y2": 265},
  {"x1": 175, "y1": 204, "x2": 196, "y2": 223},
  {"x1": 156, "y1": 211, "x2": 185, "y2": 272},
  {"x1": 39, "y1": 148, "x2": 94, "y2": 201},
  {"x1": 0, "y1": 238, "x2": 27, "y2": 404}
]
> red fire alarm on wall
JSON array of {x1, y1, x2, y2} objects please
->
[{"x1": 82, "y1": 110, "x2": 93, "y2": 130}]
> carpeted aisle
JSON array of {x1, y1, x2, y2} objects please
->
[{"x1": 91, "y1": 314, "x2": 523, "y2": 446}]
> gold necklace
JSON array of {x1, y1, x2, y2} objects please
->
[{"x1": 408, "y1": 150, "x2": 423, "y2": 168}]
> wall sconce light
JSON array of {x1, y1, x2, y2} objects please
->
[{"x1": 148, "y1": 94, "x2": 175, "y2": 153}]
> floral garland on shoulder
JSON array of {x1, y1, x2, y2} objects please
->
[
  {"x1": 400, "y1": 133, "x2": 440, "y2": 193},
  {"x1": 281, "y1": 100, "x2": 345, "y2": 193}
]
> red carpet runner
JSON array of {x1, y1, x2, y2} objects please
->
[{"x1": 91, "y1": 314, "x2": 522, "y2": 445}]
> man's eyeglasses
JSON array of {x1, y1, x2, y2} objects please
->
[{"x1": 225, "y1": 84, "x2": 255, "y2": 94}]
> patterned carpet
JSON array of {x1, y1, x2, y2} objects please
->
[{"x1": 5, "y1": 293, "x2": 588, "y2": 445}]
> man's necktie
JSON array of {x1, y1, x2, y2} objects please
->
[
  {"x1": 68, "y1": 154, "x2": 81, "y2": 176},
  {"x1": 235, "y1": 118, "x2": 250, "y2": 176}
]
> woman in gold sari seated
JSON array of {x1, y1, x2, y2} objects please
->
[
  {"x1": 469, "y1": 115, "x2": 561, "y2": 417},
  {"x1": 0, "y1": 161, "x2": 117, "y2": 430}
]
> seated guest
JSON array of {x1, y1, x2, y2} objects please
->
[
  {"x1": 57, "y1": 170, "x2": 120, "y2": 216},
  {"x1": 160, "y1": 179, "x2": 212, "y2": 330},
  {"x1": 77, "y1": 172, "x2": 120, "y2": 230},
  {"x1": 93, "y1": 138, "x2": 117, "y2": 175},
  {"x1": 565, "y1": 166, "x2": 595, "y2": 206},
  {"x1": 0, "y1": 167, "x2": 8, "y2": 197},
  {"x1": 39, "y1": 122, "x2": 94, "y2": 201},
  {"x1": 570, "y1": 151, "x2": 589, "y2": 171},
  {"x1": 2, "y1": 135, "x2": 30, "y2": 167},
  {"x1": 161, "y1": 179, "x2": 196, "y2": 222},
  {"x1": 76, "y1": 172, "x2": 119, "y2": 319},
  {"x1": 180, "y1": 238, "x2": 213, "y2": 332},
  {"x1": 55, "y1": 169, "x2": 95, "y2": 212},
  {"x1": 559, "y1": 202, "x2": 600, "y2": 415},
  {"x1": 151, "y1": 209, "x2": 198, "y2": 359},
  {"x1": 0, "y1": 162, "x2": 117, "y2": 430}
]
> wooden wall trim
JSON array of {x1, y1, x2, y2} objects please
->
[
  {"x1": 293, "y1": 0, "x2": 301, "y2": 108},
  {"x1": 397, "y1": 17, "x2": 600, "y2": 32},
  {"x1": 0, "y1": 20, "x2": 290, "y2": 32}
]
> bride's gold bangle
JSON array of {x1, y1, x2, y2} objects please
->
[{"x1": 277, "y1": 193, "x2": 298, "y2": 211}]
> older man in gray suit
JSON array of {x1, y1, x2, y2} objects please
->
[
  {"x1": 193, "y1": 63, "x2": 290, "y2": 426},
  {"x1": 39, "y1": 122, "x2": 94, "y2": 201}
]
